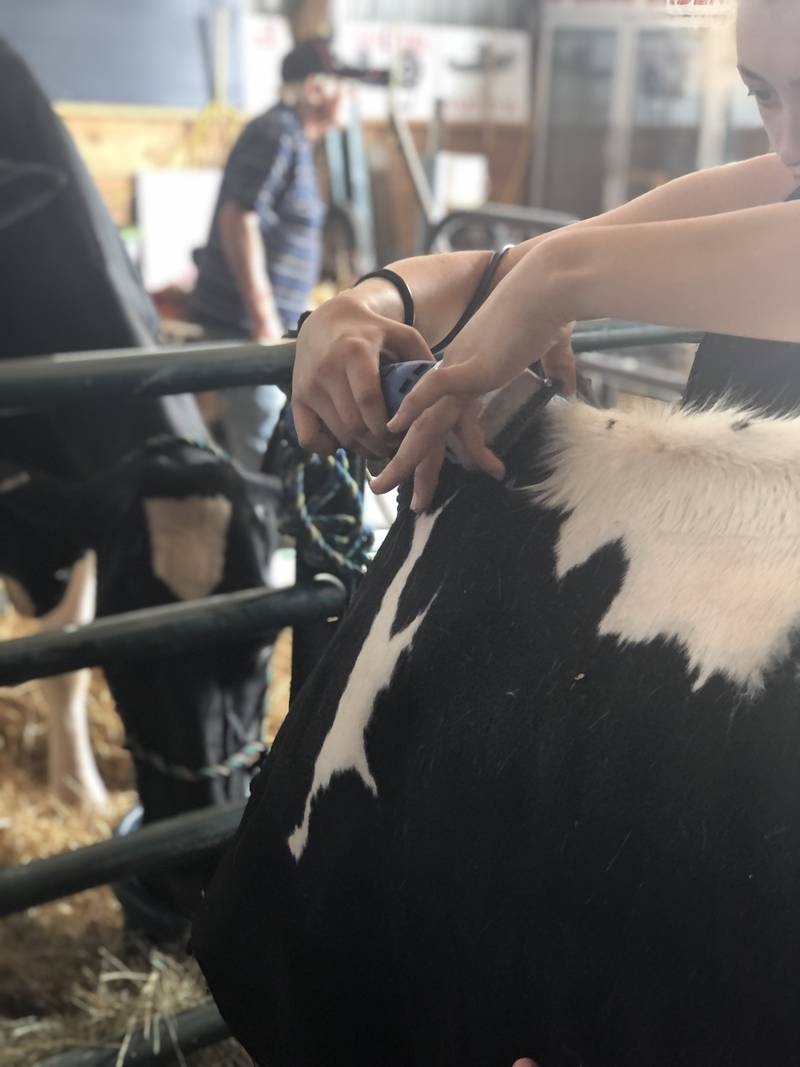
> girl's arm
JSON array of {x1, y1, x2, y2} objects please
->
[
  {"x1": 373, "y1": 195, "x2": 800, "y2": 509},
  {"x1": 292, "y1": 154, "x2": 793, "y2": 454},
  {"x1": 360, "y1": 153, "x2": 795, "y2": 344}
]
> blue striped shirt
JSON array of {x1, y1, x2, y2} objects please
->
[{"x1": 188, "y1": 103, "x2": 323, "y2": 335}]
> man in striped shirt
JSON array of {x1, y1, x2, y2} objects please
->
[{"x1": 188, "y1": 38, "x2": 345, "y2": 470}]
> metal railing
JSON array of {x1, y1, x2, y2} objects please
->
[
  {"x1": 38, "y1": 1000, "x2": 229, "y2": 1066},
  {"x1": 572, "y1": 321, "x2": 701, "y2": 356},
  {"x1": 578, "y1": 349, "x2": 690, "y2": 403},
  {"x1": 388, "y1": 109, "x2": 578, "y2": 255},
  {"x1": 0, "y1": 340, "x2": 294, "y2": 411},
  {"x1": 424, "y1": 202, "x2": 579, "y2": 253},
  {"x1": 0, "y1": 579, "x2": 345, "y2": 687},
  {"x1": 573, "y1": 321, "x2": 699, "y2": 404},
  {"x1": 0, "y1": 325, "x2": 699, "y2": 412},
  {"x1": 0, "y1": 804, "x2": 245, "y2": 918}
]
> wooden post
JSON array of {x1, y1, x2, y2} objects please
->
[{"x1": 288, "y1": 0, "x2": 332, "y2": 43}]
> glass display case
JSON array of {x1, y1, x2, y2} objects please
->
[{"x1": 532, "y1": 1, "x2": 768, "y2": 217}]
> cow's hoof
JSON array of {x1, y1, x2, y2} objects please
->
[{"x1": 111, "y1": 805, "x2": 192, "y2": 947}]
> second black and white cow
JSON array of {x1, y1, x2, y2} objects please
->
[
  {"x1": 0, "y1": 38, "x2": 281, "y2": 938},
  {"x1": 194, "y1": 387, "x2": 800, "y2": 1067}
]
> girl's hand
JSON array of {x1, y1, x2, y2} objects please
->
[
  {"x1": 371, "y1": 391, "x2": 505, "y2": 512},
  {"x1": 291, "y1": 290, "x2": 435, "y2": 458},
  {"x1": 370, "y1": 315, "x2": 576, "y2": 512}
]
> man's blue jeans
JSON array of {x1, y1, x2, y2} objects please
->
[
  {"x1": 193, "y1": 321, "x2": 286, "y2": 472},
  {"x1": 222, "y1": 383, "x2": 286, "y2": 472}
]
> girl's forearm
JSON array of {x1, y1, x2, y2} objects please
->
[
  {"x1": 351, "y1": 251, "x2": 496, "y2": 346},
  {"x1": 538, "y1": 199, "x2": 800, "y2": 343},
  {"x1": 350, "y1": 155, "x2": 794, "y2": 348}
]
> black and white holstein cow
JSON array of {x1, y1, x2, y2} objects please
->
[
  {"x1": 195, "y1": 377, "x2": 800, "y2": 1067},
  {"x1": 0, "y1": 38, "x2": 278, "y2": 937}
]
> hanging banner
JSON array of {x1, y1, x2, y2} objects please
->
[
  {"x1": 241, "y1": 15, "x2": 530, "y2": 124},
  {"x1": 335, "y1": 22, "x2": 437, "y2": 122},
  {"x1": 242, "y1": 13, "x2": 293, "y2": 115},
  {"x1": 337, "y1": 22, "x2": 531, "y2": 124}
]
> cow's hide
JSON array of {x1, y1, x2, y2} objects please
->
[
  {"x1": 194, "y1": 399, "x2": 800, "y2": 1067},
  {"x1": 0, "y1": 440, "x2": 279, "y2": 925}
]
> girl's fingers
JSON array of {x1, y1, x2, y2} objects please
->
[
  {"x1": 370, "y1": 401, "x2": 457, "y2": 496},
  {"x1": 293, "y1": 319, "x2": 435, "y2": 455},
  {"x1": 455, "y1": 415, "x2": 506, "y2": 482},
  {"x1": 387, "y1": 363, "x2": 491, "y2": 435},
  {"x1": 326, "y1": 379, "x2": 388, "y2": 456},
  {"x1": 344, "y1": 350, "x2": 390, "y2": 442},
  {"x1": 372, "y1": 400, "x2": 505, "y2": 510},
  {"x1": 293, "y1": 398, "x2": 339, "y2": 455},
  {"x1": 542, "y1": 333, "x2": 577, "y2": 396},
  {"x1": 410, "y1": 445, "x2": 446, "y2": 513},
  {"x1": 383, "y1": 320, "x2": 437, "y2": 365}
]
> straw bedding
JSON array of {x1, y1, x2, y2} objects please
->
[{"x1": 0, "y1": 605, "x2": 291, "y2": 1065}]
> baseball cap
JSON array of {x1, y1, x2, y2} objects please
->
[{"x1": 281, "y1": 36, "x2": 390, "y2": 86}]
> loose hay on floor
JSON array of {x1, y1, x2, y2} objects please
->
[{"x1": 0, "y1": 605, "x2": 291, "y2": 1065}]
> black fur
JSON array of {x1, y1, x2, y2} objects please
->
[{"x1": 193, "y1": 412, "x2": 800, "y2": 1066}]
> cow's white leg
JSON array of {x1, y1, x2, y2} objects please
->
[{"x1": 7, "y1": 552, "x2": 108, "y2": 809}]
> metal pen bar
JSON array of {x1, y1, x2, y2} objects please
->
[
  {"x1": 572, "y1": 322, "x2": 703, "y2": 354},
  {"x1": 0, "y1": 339, "x2": 295, "y2": 411},
  {"x1": 0, "y1": 803, "x2": 244, "y2": 916},
  {"x1": 37, "y1": 1000, "x2": 230, "y2": 1066},
  {"x1": 389, "y1": 109, "x2": 438, "y2": 231},
  {"x1": 0, "y1": 580, "x2": 346, "y2": 687},
  {"x1": 0, "y1": 322, "x2": 702, "y2": 412},
  {"x1": 425, "y1": 202, "x2": 578, "y2": 251},
  {"x1": 578, "y1": 350, "x2": 690, "y2": 399}
]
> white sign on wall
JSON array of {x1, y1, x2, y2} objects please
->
[
  {"x1": 436, "y1": 27, "x2": 531, "y2": 124},
  {"x1": 335, "y1": 22, "x2": 438, "y2": 123},
  {"x1": 242, "y1": 14, "x2": 293, "y2": 116},
  {"x1": 242, "y1": 15, "x2": 531, "y2": 125},
  {"x1": 137, "y1": 169, "x2": 222, "y2": 290}
]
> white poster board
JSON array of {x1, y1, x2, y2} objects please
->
[
  {"x1": 137, "y1": 169, "x2": 222, "y2": 291},
  {"x1": 432, "y1": 152, "x2": 490, "y2": 218},
  {"x1": 437, "y1": 27, "x2": 531, "y2": 124},
  {"x1": 242, "y1": 13, "x2": 293, "y2": 116}
]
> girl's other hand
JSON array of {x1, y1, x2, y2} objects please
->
[
  {"x1": 370, "y1": 322, "x2": 576, "y2": 512},
  {"x1": 291, "y1": 290, "x2": 435, "y2": 459}
]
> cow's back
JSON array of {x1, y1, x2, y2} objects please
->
[{"x1": 194, "y1": 400, "x2": 800, "y2": 1067}]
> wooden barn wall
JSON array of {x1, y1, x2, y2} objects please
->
[
  {"x1": 56, "y1": 104, "x2": 243, "y2": 228},
  {"x1": 58, "y1": 104, "x2": 529, "y2": 262}
]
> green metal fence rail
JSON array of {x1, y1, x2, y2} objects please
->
[
  {"x1": 0, "y1": 803, "x2": 245, "y2": 917},
  {"x1": 0, "y1": 322, "x2": 701, "y2": 411},
  {"x1": 37, "y1": 1000, "x2": 229, "y2": 1066},
  {"x1": 0, "y1": 579, "x2": 346, "y2": 687},
  {"x1": 424, "y1": 202, "x2": 579, "y2": 252},
  {"x1": 0, "y1": 339, "x2": 294, "y2": 410},
  {"x1": 577, "y1": 349, "x2": 690, "y2": 402},
  {"x1": 571, "y1": 322, "x2": 702, "y2": 356}
]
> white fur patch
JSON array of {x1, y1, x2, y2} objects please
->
[
  {"x1": 533, "y1": 401, "x2": 800, "y2": 691},
  {"x1": 144, "y1": 496, "x2": 231, "y2": 601},
  {"x1": 288, "y1": 504, "x2": 445, "y2": 861}
]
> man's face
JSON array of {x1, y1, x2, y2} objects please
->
[
  {"x1": 737, "y1": 0, "x2": 800, "y2": 180},
  {"x1": 303, "y1": 75, "x2": 346, "y2": 137}
]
